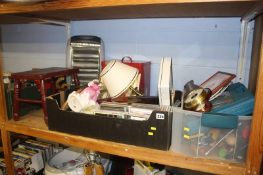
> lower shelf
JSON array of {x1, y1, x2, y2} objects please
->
[{"x1": 4, "y1": 110, "x2": 246, "y2": 175}]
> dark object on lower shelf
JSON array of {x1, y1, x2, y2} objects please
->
[
  {"x1": 46, "y1": 90, "x2": 172, "y2": 150},
  {"x1": 108, "y1": 156, "x2": 133, "y2": 175}
]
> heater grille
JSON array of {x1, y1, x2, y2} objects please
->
[{"x1": 68, "y1": 36, "x2": 104, "y2": 86}]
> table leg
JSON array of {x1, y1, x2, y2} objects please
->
[
  {"x1": 39, "y1": 79, "x2": 48, "y2": 124},
  {"x1": 50, "y1": 77, "x2": 57, "y2": 93},
  {"x1": 73, "y1": 72, "x2": 80, "y2": 88},
  {"x1": 13, "y1": 79, "x2": 21, "y2": 121}
]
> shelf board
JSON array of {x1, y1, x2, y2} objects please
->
[
  {"x1": 0, "y1": 0, "x2": 260, "y2": 23},
  {"x1": 0, "y1": 15, "x2": 58, "y2": 24},
  {"x1": 4, "y1": 110, "x2": 246, "y2": 175}
]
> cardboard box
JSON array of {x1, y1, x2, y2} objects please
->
[{"x1": 46, "y1": 90, "x2": 172, "y2": 150}]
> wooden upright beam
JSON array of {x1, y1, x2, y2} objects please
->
[
  {"x1": 246, "y1": 22, "x2": 263, "y2": 175},
  {"x1": 0, "y1": 27, "x2": 7, "y2": 124},
  {"x1": 1, "y1": 130, "x2": 14, "y2": 175},
  {"x1": 248, "y1": 15, "x2": 263, "y2": 94},
  {"x1": 0, "y1": 27, "x2": 14, "y2": 175}
]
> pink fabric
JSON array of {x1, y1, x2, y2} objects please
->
[{"x1": 82, "y1": 81, "x2": 100, "y2": 102}]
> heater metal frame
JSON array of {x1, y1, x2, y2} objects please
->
[{"x1": 67, "y1": 35, "x2": 104, "y2": 86}]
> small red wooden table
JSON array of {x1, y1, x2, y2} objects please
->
[{"x1": 11, "y1": 67, "x2": 79, "y2": 124}]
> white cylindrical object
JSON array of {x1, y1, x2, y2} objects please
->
[
  {"x1": 100, "y1": 60, "x2": 139, "y2": 98},
  {"x1": 67, "y1": 91, "x2": 95, "y2": 112}
]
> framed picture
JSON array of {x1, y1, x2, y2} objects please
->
[{"x1": 200, "y1": 71, "x2": 236, "y2": 95}]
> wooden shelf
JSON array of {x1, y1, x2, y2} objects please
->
[
  {"x1": 0, "y1": 1, "x2": 263, "y2": 174},
  {"x1": 0, "y1": 0, "x2": 260, "y2": 23},
  {"x1": 4, "y1": 110, "x2": 246, "y2": 175},
  {"x1": 0, "y1": 15, "x2": 49, "y2": 24}
]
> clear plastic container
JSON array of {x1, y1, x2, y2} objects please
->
[{"x1": 171, "y1": 107, "x2": 251, "y2": 162}]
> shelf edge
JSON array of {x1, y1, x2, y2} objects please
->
[{"x1": 4, "y1": 120, "x2": 246, "y2": 175}]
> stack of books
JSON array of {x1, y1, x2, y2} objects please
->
[{"x1": 0, "y1": 139, "x2": 59, "y2": 175}]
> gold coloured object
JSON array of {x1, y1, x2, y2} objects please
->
[
  {"x1": 129, "y1": 86, "x2": 143, "y2": 96},
  {"x1": 184, "y1": 88, "x2": 212, "y2": 112},
  {"x1": 184, "y1": 89, "x2": 207, "y2": 109},
  {"x1": 84, "y1": 163, "x2": 93, "y2": 175},
  {"x1": 84, "y1": 163, "x2": 104, "y2": 175},
  {"x1": 94, "y1": 164, "x2": 104, "y2": 175},
  {"x1": 83, "y1": 151, "x2": 105, "y2": 175}
]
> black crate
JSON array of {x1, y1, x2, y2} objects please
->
[{"x1": 46, "y1": 91, "x2": 172, "y2": 150}]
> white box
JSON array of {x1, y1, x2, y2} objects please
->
[{"x1": 158, "y1": 57, "x2": 173, "y2": 106}]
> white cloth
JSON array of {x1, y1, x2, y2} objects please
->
[{"x1": 67, "y1": 91, "x2": 96, "y2": 112}]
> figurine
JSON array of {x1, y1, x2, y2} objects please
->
[
  {"x1": 82, "y1": 80, "x2": 100, "y2": 102},
  {"x1": 67, "y1": 80, "x2": 100, "y2": 113}
]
